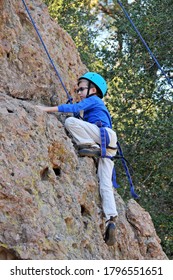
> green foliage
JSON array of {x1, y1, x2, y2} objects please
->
[
  {"x1": 44, "y1": 0, "x2": 173, "y2": 258},
  {"x1": 102, "y1": 0, "x2": 173, "y2": 258},
  {"x1": 45, "y1": 0, "x2": 102, "y2": 69}
]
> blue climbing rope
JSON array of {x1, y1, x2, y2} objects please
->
[
  {"x1": 117, "y1": 0, "x2": 173, "y2": 90},
  {"x1": 21, "y1": 0, "x2": 73, "y2": 103}
]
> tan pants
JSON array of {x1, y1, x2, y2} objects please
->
[{"x1": 65, "y1": 117, "x2": 118, "y2": 220}]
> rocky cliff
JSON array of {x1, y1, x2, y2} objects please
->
[{"x1": 0, "y1": 0, "x2": 168, "y2": 260}]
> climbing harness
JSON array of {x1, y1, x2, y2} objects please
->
[
  {"x1": 96, "y1": 121, "x2": 118, "y2": 188},
  {"x1": 117, "y1": 0, "x2": 173, "y2": 90},
  {"x1": 22, "y1": 0, "x2": 138, "y2": 198},
  {"x1": 21, "y1": 0, "x2": 73, "y2": 104},
  {"x1": 97, "y1": 121, "x2": 138, "y2": 198}
]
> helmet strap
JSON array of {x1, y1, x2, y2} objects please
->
[
  {"x1": 86, "y1": 81, "x2": 91, "y2": 98},
  {"x1": 86, "y1": 81, "x2": 97, "y2": 98}
]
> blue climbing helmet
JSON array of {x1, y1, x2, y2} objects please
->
[{"x1": 78, "y1": 72, "x2": 107, "y2": 98}]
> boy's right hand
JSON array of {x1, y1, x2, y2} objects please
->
[{"x1": 36, "y1": 105, "x2": 58, "y2": 113}]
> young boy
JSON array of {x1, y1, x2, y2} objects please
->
[{"x1": 37, "y1": 72, "x2": 118, "y2": 246}]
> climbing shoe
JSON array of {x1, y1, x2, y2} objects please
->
[
  {"x1": 104, "y1": 216, "x2": 116, "y2": 246},
  {"x1": 78, "y1": 147, "x2": 101, "y2": 157},
  {"x1": 77, "y1": 144, "x2": 93, "y2": 150}
]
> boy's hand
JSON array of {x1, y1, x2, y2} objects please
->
[
  {"x1": 36, "y1": 105, "x2": 58, "y2": 112},
  {"x1": 36, "y1": 105, "x2": 48, "y2": 112}
]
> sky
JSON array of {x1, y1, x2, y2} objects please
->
[
  {"x1": 108, "y1": 0, "x2": 136, "y2": 5},
  {"x1": 128, "y1": 0, "x2": 136, "y2": 3}
]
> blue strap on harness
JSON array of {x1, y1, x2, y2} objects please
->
[
  {"x1": 99, "y1": 126, "x2": 110, "y2": 157},
  {"x1": 96, "y1": 122, "x2": 119, "y2": 189}
]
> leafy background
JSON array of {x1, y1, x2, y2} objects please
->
[{"x1": 45, "y1": 0, "x2": 173, "y2": 259}]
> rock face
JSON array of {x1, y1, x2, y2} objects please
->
[
  {"x1": 0, "y1": 0, "x2": 168, "y2": 260},
  {"x1": 0, "y1": 0, "x2": 86, "y2": 103}
]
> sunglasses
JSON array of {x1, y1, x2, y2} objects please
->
[{"x1": 76, "y1": 87, "x2": 88, "y2": 93}]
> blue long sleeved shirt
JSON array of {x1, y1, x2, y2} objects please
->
[{"x1": 58, "y1": 95, "x2": 112, "y2": 128}]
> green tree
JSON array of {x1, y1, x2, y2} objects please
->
[
  {"x1": 45, "y1": 0, "x2": 102, "y2": 69},
  {"x1": 98, "y1": 0, "x2": 173, "y2": 258}
]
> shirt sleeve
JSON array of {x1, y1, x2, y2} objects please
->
[{"x1": 58, "y1": 98, "x2": 96, "y2": 114}]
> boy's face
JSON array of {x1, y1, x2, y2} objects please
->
[{"x1": 77, "y1": 80, "x2": 96, "y2": 100}]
